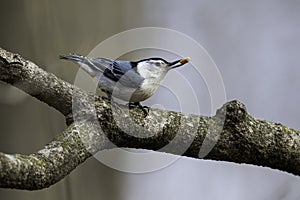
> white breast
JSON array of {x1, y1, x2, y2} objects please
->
[{"x1": 132, "y1": 62, "x2": 168, "y2": 102}]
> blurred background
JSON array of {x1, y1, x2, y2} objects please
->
[{"x1": 0, "y1": 0, "x2": 300, "y2": 199}]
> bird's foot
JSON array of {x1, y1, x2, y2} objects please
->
[
  {"x1": 101, "y1": 96, "x2": 111, "y2": 103},
  {"x1": 128, "y1": 102, "x2": 149, "y2": 117}
]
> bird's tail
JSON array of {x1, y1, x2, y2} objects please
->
[
  {"x1": 59, "y1": 54, "x2": 86, "y2": 63},
  {"x1": 59, "y1": 54, "x2": 98, "y2": 77}
]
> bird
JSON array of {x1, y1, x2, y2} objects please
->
[{"x1": 60, "y1": 54, "x2": 190, "y2": 112}]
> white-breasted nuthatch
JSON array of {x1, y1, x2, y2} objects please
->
[{"x1": 60, "y1": 54, "x2": 190, "y2": 109}]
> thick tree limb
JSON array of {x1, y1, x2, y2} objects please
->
[
  {"x1": 0, "y1": 47, "x2": 300, "y2": 190},
  {"x1": 0, "y1": 48, "x2": 87, "y2": 116},
  {"x1": 0, "y1": 122, "x2": 93, "y2": 190}
]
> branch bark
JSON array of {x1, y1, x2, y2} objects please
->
[{"x1": 0, "y1": 47, "x2": 299, "y2": 190}]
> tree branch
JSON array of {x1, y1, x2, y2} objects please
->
[
  {"x1": 0, "y1": 47, "x2": 299, "y2": 190},
  {"x1": 0, "y1": 47, "x2": 87, "y2": 116},
  {"x1": 0, "y1": 122, "x2": 91, "y2": 190}
]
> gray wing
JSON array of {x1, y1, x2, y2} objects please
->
[
  {"x1": 100, "y1": 60, "x2": 144, "y2": 88},
  {"x1": 60, "y1": 55, "x2": 143, "y2": 88}
]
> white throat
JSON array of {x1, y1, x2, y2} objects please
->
[{"x1": 136, "y1": 62, "x2": 168, "y2": 81}]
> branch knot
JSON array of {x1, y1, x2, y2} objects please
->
[{"x1": 216, "y1": 100, "x2": 247, "y2": 123}]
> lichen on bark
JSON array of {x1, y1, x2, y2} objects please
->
[{"x1": 0, "y1": 47, "x2": 300, "y2": 190}]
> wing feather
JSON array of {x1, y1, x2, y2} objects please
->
[
  {"x1": 91, "y1": 59, "x2": 144, "y2": 88},
  {"x1": 61, "y1": 55, "x2": 144, "y2": 88}
]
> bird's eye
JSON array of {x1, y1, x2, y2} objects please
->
[{"x1": 154, "y1": 61, "x2": 164, "y2": 66}]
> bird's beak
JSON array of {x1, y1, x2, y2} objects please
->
[{"x1": 168, "y1": 57, "x2": 191, "y2": 69}]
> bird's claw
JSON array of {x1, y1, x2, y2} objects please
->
[
  {"x1": 127, "y1": 102, "x2": 149, "y2": 117},
  {"x1": 101, "y1": 96, "x2": 111, "y2": 103}
]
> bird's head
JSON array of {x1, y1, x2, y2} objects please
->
[
  {"x1": 136, "y1": 57, "x2": 190, "y2": 71},
  {"x1": 133, "y1": 57, "x2": 190, "y2": 82}
]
